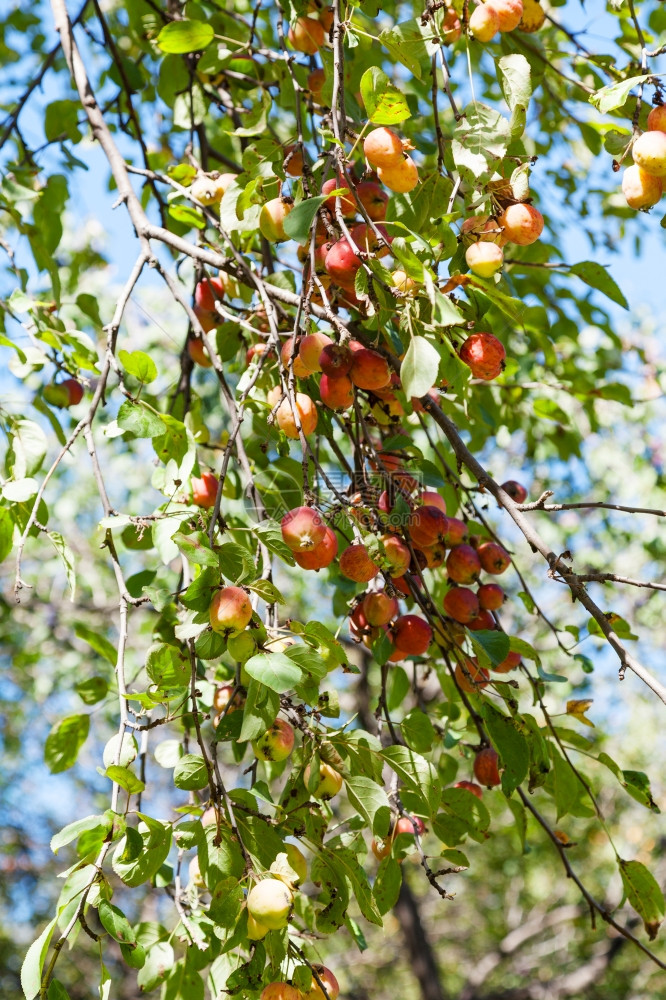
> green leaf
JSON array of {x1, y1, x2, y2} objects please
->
[
  {"x1": 103, "y1": 734, "x2": 138, "y2": 770},
  {"x1": 373, "y1": 857, "x2": 402, "y2": 915},
  {"x1": 8, "y1": 419, "x2": 48, "y2": 479},
  {"x1": 569, "y1": 261, "x2": 628, "y2": 309},
  {"x1": 497, "y1": 54, "x2": 532, "y2": 113},
  {"x1": 400, "y1": 708, "x2": 435, "y2": 753},
  {"x1": 255, "y1": 519, "x2": 296, "y2": 566},
  {"x1": 381, "y1": 745, "x2": 441, "y2": 818},
  {"x1": 479, "y1": 703, "x2": 528, "y2": 796},
  {"x1": 105, "y1": 765, "x2": 145, "y2": 794},
  {"x1": 283, "y1": 195, "x2": 328, "y2": 243},
  {"x1": 154, "y1": 740, "x2": 184, "y2": 768},
  {"x1": 2, "y1": 477, "x2": 38, "y2": 502},
  {"x1": 452, "y1": 103, "x2": 510, "y2": 182},
  {"x1": 173, "y1": 754, "x2": 209, "y2": 790},
  {"x1": 470, "y1": 630, "x2": 510, "y2": 669},
  {"x1": 172, "y1": 530, "x2": 218, "y2": 568},
  {"x1": 243, "y1": 651, "x2": 302, "y2": 693},
  {"x1": 590, "y1": 75, "x2": 651, "y2": 114},
  {"x1": 168, "y1": 204, "x2": 206, "y2": 229},
  {"x1": 157, "y1": 20, "x2": 214, "y2": 54},
  {"x1": 360, "y1": 68, "x2": 411, "y2": 125},
  {"x1": 549, "y1": 746, "x2": 579, "y2": 820},
  {"x1": 51, "y1": 813, "x2": 110, "y2": 854},
  {"x1": 248, "y1": 579, "x2": 286, "y2": 605},
  {"x1": 345, "y1": 775, "x2": 391, "y2": 836},
  {"x1": 98, "y1": 900, "x2": 137, "y2": 946},
  {"x1": 145, "y1": 642, "x2": 190, "y2": 689},
  {"x1": 112, "y1": 816, "x2": 172, "y2": 887},
  {"x1": 117, "y1": 400, "x2": 165, "y2": 438},
  {"x1": 208, "y1": 877, "x2": 244, "y2": 928},
  {"x1": 118, "y1": 350, "x2": 158, "y2": 384},
  {"x1": 400, "y1": 336, "x2": 440, "y2": 400},
  {"x1": 44, "y1": 714, "x2": 90, "y2": 773},
  {"x1": 0, "y1": 508, "x2": 14, "y2": 563},
  {"x1": 137, "y1": 941, "x2": 174, "y2": 992},
  {"x1": 47, "y1": 981, "x2": 72, "y2": 1000},
  {"x1": 74, "y1": 622, "x2": 117, "y2": 665},
  {"x1": 619, "y1": 859, "x2": 665, "y2": 939},
  {"x1": 48, "y1": 531, "x2": 76, "y2": 600},
  {"x1": 75, "y1": 676, "x2": 109, "y2": 705},
  {"x1": 238, "y1": 678, "x2": 280, "y2": 742},
  {"x1": 21, "y1": 917, "x2": 58, "y2": 1000},
  {"x1": 44, "y1": 100, "x2": 82, "y2": 143},
  {"x1": 326, "y1": 847, "x2": 383, "y2": 925},
  {"x1": 378, "y1": 20, "x2": 433, "y2": 80},
  {"x1": 218, "y1": 542, "x2": 255, "y2": 581}
]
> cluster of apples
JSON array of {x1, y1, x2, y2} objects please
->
[
  {"x1": 621, "y1": 105, "x2": 666, "y2": 211},
  {"x1": 256, "y1": 126, "x2": 418, "y2": 317},
  {"x1": 277, "y1": 471, "x2": 527, "y2": 677},
  {"x1": 469, "y1": 0, "x2": 545, "y2": 43},
  {"x1": 461, "y1": 200, "x2": 545, "y2": 281}
]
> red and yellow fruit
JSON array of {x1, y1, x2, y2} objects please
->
[
  {"x1": 252, "y1": 719, "x2": 296, "y2": 762},
  {"x1": 210, "y1": 587, "x2": 253, "y2": 632}
]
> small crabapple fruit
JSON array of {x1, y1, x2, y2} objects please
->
[
  {"x1": 349, "y1": 348, "x2": 391, "y2": 391},
  {"x1": 252, "y1": 719, "x2": 296, "y2": 763},
  {"x1": 498, "y1": 203, "x2": 544, "y2": 245},
  {"x1": 647, "y1": 105, "x2": 666, "y2": 132},
  {"x1": 454, "y1": 780, "x2": 483, "y2": 799},
  {"x1": 392, "y1": 615, "x2": 433, "y2": 655},
  {"x1": 621, "y1": 165, "x2": 662, "y2": 210},
  {"x1": 446, "y1": 544, "x2": 482, "y2": 584},
  {"x1": 303, "y1": 967, "x2": 340, "y2": 1000},
  {"x1": 288, "y1": 16, "x2": 325, "y2": 54},
  {"x1": 460, "y1": 332, "x2": 506, "y2": 380},
  {"x1": 320, "y1": 372, "x2": 355, "y2": 410},
  {"x1": 281, "y1": 506, "x2": 327, "y2": 552},
  {"x1": 261, "y1": 984, "x2": 300, "y2": 1000},
  {"x1": 474, "y1": 747, "x2": 501, "y2": 787},
  {"x1": 246, "y1": 878, "x2": 293, "y2": 929},
  {"x1": 377, "y1": 156, "x2": 419, "y2": 193},
  {"x1": 364, "y1": 127, "x2": 405, "y2": 169},
  {"x1": 465, "y1": 241, "x2": 504, "y2": 277},
  {"x1": 443, "y1": 587, "x2": 480, "y2": 624},
  {"x1": 210, "y1": 587, "x2": 253, "y2": 633},
  {"x1": 319, "y1": 342, "x2": 353, "y2": 377},
  {"x1": 454, "y1": 657, "x2": 490, "y2": 693},
  {"x1": 299, "y1": 332, "x2": 333, "y2": 373},
  {"x1": 486, "y1": 0, "x2": 524, "y2": 32},
  {"x1": 363, "y1": 590, "x2": 399, "y2": 626},
  {"x1": 493, "y1": 650, "x2": 522, "y2": 673},
  {"x1": 477, "y1": 583, "x2": 505, "y2": 611},
  {"x1": 322, "y1": 176, "x2": 357, "y2": 217},
  {"x1": 259, "y1": 198, "x2": 294, "y2": 242},
  {"x1": 357, "y1": 180, "x2": 389, "y2": 220},
  {"x1": 340, "y1": 544, "x2": 379, "y2": 582},
  {"x1": 501, "y1": 480, "x2": 528, "y2": 503},
  {"x1": 191, "y1": 471, "x2": 219, "y2": 507},
  {"x1": 469, "y1": 3, "x2": 500, "y2": 41},
  {"x1": 304, "y1": 762, "x2": 343, "y2": 799},
  {"x1": 478, "y1": 541, "x2": 511, "y2": 574},
  {"x1": 293, "y1": 526, "x2": 339, "y2": 569}
]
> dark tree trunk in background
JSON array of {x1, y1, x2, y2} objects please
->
[{"x1": 395, "y1": 877, "x2": 448, "y2": 1000}]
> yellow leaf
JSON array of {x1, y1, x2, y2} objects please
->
[{"x1": 566, "y1": 699, "x2": 595, "y2": 728}]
